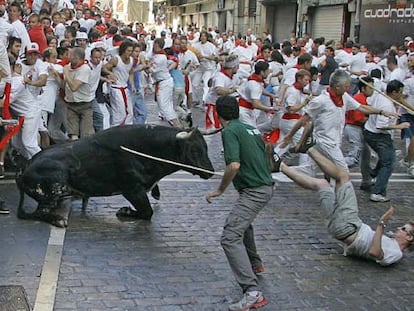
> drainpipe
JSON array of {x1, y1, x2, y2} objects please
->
[
  {"x1": 296, "y1": 0, "x2": 303, "y2": 38},
  {"x1": 354, "y1": 0, "x2": 361, "y2": 43}
]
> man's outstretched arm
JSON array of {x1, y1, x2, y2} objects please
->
[{"x1": 368, "y1": 207, "x2": 395, "y2": 260}]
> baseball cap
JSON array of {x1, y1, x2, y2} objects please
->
[
  {"x1": 404, "y1": 36, "x2": 413, "y2": 41},
  {"x1": 76, "y1": 31, "x2": 88, "y2": 40},
  {"x1": 26, "y1": 42, "x2": 40, "y2": 54}
]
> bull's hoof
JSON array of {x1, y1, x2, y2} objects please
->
[
  {"x1": 20, "y1": 208, "x2": 68, "y2": 228},
  {"x1": 116, "y1": 206, "x2": 138, "y2": 218},
  {"x1": 151, "y1": 186, "x2": 160, "y2": 200},
  {"x1": 116, "y1": 206, "x2": 152, "y2": 220},
  {"x1": 51, "y1": 216, "x2": 68, "y2": 228}
]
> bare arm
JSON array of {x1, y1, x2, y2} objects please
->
[
  {"x1": 286, "y1": 95, "x2": 313, "y2": 114},
  {"x1": 358, "y1": 104, "x2": 400, "y2": 119},
  {"x1": 63, "y1": 66, "x2": 82, "y2": 92},
  {"x1": 281, "y1": 114, "x2": 310, "y2": 147},
  {"x1": 368, "y1": 207, "x2": 395, "y2": 259},
  {"x1": 101, "y1": 57, "x2": 118, "y2": 81},
  {"x1": 216, "y1": 86, "x2": 237, "y2": 96},
  {"x1": 205, "y1": 162, "x2": 240, "y2": 203},
  {"x1": 25, "y1": 73, "x2": 47, "y2": 87}
]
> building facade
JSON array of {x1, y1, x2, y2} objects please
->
[{"x1": 157, "y1": 0, "x2": 412, "y2": 49}]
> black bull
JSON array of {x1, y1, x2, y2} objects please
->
[{"x1": 16, "y1": 125, "x2": 215, "y2": 227}]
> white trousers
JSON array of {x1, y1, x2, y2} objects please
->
[{"x1": 109, "y1": 85, "x2": 133, "y2": 126}]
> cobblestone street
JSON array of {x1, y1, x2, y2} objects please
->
[{"x1": 0, "y1": 99, "x2": 413, "y2": 310}]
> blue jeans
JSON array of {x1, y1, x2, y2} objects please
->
[
  {"x1": 132, "y1": 90, "x2": 147, "y2": 125},
  {"x1": 92, "y1": 99, "x2": 104, "y2": 132},
  {"x1": 363, "y1": 129, "x2": 395, "y2": 195}
]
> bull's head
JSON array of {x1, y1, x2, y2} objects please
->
[{"x1": 176, "y1": 128, "x2": 215, "y2": 179}]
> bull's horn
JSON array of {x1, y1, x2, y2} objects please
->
[
  {"x1": 198, "y1": 127, "x2": 223, "y2": 135},
  {"x1": 176, "y1": 131, "x2": 192, "y2": 139}
]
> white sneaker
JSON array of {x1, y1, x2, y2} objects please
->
[
  {"x1": 408, "y1": 165, "x2": 414, "y2": 178},
  {"x1": 370, "y1": 193, "x2": 390, "y2": 202},
  {"x1": 228, "y1": 291, "x2": 268, "y2": 311}
]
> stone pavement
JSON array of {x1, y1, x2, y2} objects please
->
[{"x1": 0, "y1": 99, "x2": 414, "y2": 311}]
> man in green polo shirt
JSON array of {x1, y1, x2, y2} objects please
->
[{"x1": 206, "y1": 95, "x2": 276, "y2": 311}]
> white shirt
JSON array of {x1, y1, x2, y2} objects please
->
[
  {"x1": 0, "y1": 17, "x2": 13, "y2": 47},
  {"x1": 348, "y1": 53, "x2": 367, "y2": 78},
  {"x1": 389, "y1": 67, "x2": 406, "y2": 82},
  {"x1": 305, "y1": 90, "x2": 360, "y2": 146},
  {"x1": 178, "y1": 49, "x2": 199, "y2": 72},
  {"x1": 112, "y1": 55, "x2": 133, "y2": 87},
  {"x1": 10, "y1": 19, "x2": 31, "y2": 56},
  {"x1": 53, "y1": 23, "x2": 66, "y2": 41},
  {"x1": 64, "y1": 63, "x2": 93, "y2": 102},
  {"x1": 150, "y1": 53, "x2": 171, "y2": 82},
  {"x1": 364, "y1": 93, "x2": 397, "y2": 135},
  {"x1": 89, "y1": 61, "x2": 103, "y2": 93},
  {"x1": 192, "y1": 41, "x2": 217, "y2": 71},
  {"x1": 344, "y1": 224, "x2": 403, "y2": 266},
  {"x1": 10, "y1": 74, "x2": 41, "y2": 117},
  {"x1": 238, "y1": 79, "x2": 263, "y2": 103},
  {"x1": 38, "y1": 62, "x2": 63, "y2": 112},
  {"x1": 205, "y1": 71, "x2": 237, "y2": 104},
  {"x1": 283, "y1": 86, "x2": 307, "y2": 114},
  {"x1": 282, "y1": 67, "x2": 298, "y2": 86},
  {"x1": 20, "y1": 59, "x2": 49, "y2": 97}
]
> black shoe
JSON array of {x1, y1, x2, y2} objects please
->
[
  {"x1": 265, "y1": 144, "x2": 282, "y2": 173},
  {"x1": 0, "y1": 164, "x2": 4, "y2": 179},
  {"x1": 186, "y1": 114, "x2": 193, "y2": 128},
  {"x1": 359, "y1": 183, "x2": 372, "y2": 192},
  {"x1": 289, "y1": 137, "x2": 316, "y2": 154}
]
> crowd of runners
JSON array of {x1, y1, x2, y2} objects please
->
[{"x1": 0, "y1": 1, "x2": 413, "y2": 310}]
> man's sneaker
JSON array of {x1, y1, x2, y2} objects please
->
[
  {"x1": 265, "y1": 144, "x2": 282, "y2": 173},
  {"x1": 252, "y1": 264, "x2": 265, "y2": 275},
  {"x1": 370, "y1": 193, "x2": 390, "y2": 202},
  {"x1": 0, "y1": 163, "x2": 4, "y2": 179},
  {"x1": 0, "y1": 202, "x2": 9, "y2": 214},
  {"x1": 408, "y1": 165, "x2": 414, "y2": 178},
  {"x1": 229, "y1": 291, "x2": 268, "y2": 311}
]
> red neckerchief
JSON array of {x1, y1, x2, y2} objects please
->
[
  {"x1": 327, "y1": 88, "x2": 344, "y2": 108},
  {"x1": 293, "y1": 82, "x2": 304, "y2": 92},
  {"x1": 239, "y1": 42, "x2": 247, "y2": 48},
  {"x1": 248, "y1": 73, "x2": 264, "y2": 83},
  {"x1": 293, "y1": 64, "x2": 302, "y2": 70},
  {"x1": 71, "y1": 60, "x2": 87, "y2": 70},
  {"x1": 154, "y1": 49, "x2": 166, "y2": 55},
  {"x1": 344, "y1": 47, "x2": 352, "y2": 54},
  {"x1": 220, "y1": 68, "x2": 233, "y2": 79},
  {"x1": 57, "y1": 59, "x2": 70, "y2": 66},
  {"x1": 167, "y1": 54, "x2": 179, "y2": 65}
]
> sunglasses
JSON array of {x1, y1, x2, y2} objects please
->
[{"x1": 401, "y1": 225, "x2": 413, "y2": 236}]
